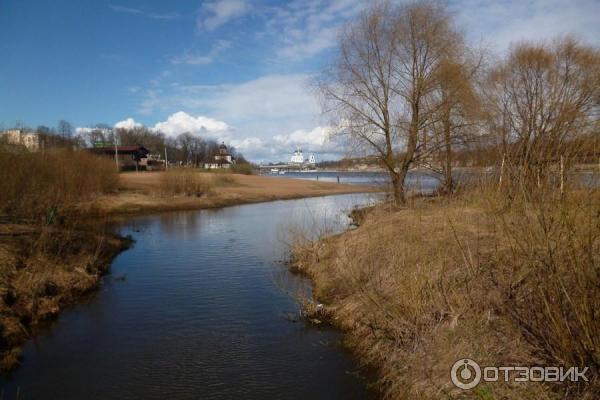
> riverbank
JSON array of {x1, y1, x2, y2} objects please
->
[
  {"x1": 0, "y1": 171, "x2": 378, "y2": 372},
  {"x1": 81, "y1": 171, "x2": 378, "y2": 216},
  {"x1": 0, "y1": 225, "x2": 130, "y2": 371},
  {"x1": 292, "y1": 187, "x2": 599, "y2": 399}
]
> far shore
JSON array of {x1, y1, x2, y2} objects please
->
[{"x1": 79, "y1": 171, "x2": 381, "y2": 217}]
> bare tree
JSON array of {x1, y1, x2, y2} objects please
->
[
  {"x1": 486, "y1": 37, "x2": 600, "y2": 189},
  {"x1": 320, "y1": 1, "x2": 462, "y2": 204},
  {"x1": 426, "y1": 54, "x2": 483, "y2": 193},
  {"x1": 57, "y1": 120, "x2": 73, "y2": 139}
]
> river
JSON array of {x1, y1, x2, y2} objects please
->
[
  {"x1": 265, "y1": 170, "x2": 439, "y2": 191},
  {"x1": 0, "y1": 194, "x2": 381, "y2": 399}
]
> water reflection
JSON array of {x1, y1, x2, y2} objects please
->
[{"x1": 0, "y1": 194, "x2": 380, "y2": 400}]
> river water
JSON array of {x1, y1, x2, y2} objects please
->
[
  {"x1": 0, "y1": 194, "x2": 381, "y2": 400},
  {"x1": 266, "y1": 170, "x2": 440, "y2": 192}
]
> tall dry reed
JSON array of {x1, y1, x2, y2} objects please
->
[{"x1": 0, "y1": 149, "x2": 118, "y2": 221}]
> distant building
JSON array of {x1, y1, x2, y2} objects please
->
[
  {"x1": 2, "y1": 129, "x2": 40, "y2": 151},
  {"x1": 204, "y1": 142, "x2": 236, "y2": 169},
  {"x1": 90, "y1": 145, "x2": 149, "y2": 170},
  {"x1": 291, "y1": 149, "x2": 304, "y2": 164},
  {"x1": 289, "y1": 149, "x2": 317, "y2": 167}
]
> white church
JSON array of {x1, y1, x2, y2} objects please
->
[{"x1": 290, "y1": 149, "x2": 316, "y2": 165}]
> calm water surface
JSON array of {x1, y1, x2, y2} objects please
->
[
  {"x1": 267, "y1": 170, "x2": 442, "y2": 192},
  {"x1": 0, "y1": 194, "x2": 381, "y2": 400}
]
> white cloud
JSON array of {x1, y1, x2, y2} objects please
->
[
  {"x1": 273, "y1": 126, "x2": 333, "y2": 151},
  {"x1": 199, "y1": 0, "x2": 249, "y2": 31},
  {"x1": 153, "y1": 111, "x2": 229, "y2": 137},
  {"x1": 230, "y1": 126, "x2": 343, "y2": 162},
  {"x1": 108, "y1": 4, "x2": 179, "y2": 20},
  {"x1": 230, "y1": 137, "x2": 266, "y2": 157},
  {"x1": 264, "y1": 0, "x2": 364, "y2": 61},
  {"x1": 211, "y1": 74, "x2": 319, "y2": 122},
  {"x1": 171, "y1": 40, "x2": 231, "y2": 65},
  {"x1": 114, "y1": 118, "x2": 143, "y2": 130},
  {"x1": 133, "y1": 73, "x2": 327, "y2": 160},
  {"x1": 136, "y1": 74, "x2": 320, "y2": 128},
  {"x1": 75, "y1": 127, "x2": 93, "y2": 135},
  {"x1": 453, "y1": 0, "x2": 600, "y2": 50}
]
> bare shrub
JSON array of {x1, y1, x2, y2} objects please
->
[
  {"x1": 231, "y1": 163, "x2": 254, "y2": 175},
  {"x1": 486, "y1": 37, "x2": 600, "y2": 197},
  {"x1": 160, "y1": 169, "x2": 215, "y2": 197},
  {"x1": 0, "y1": 149, "x2": 118, "y2": 221},
  {"x1": 484, "y1": 186, "x2": 600, "y2": 397}
]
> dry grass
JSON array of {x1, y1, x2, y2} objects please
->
[
  {"x1": 82, "y1": 172, "x2": 378, "y2": 216},
  {"x1": 0, "y1": 149, "x2": 126, "y2": 371},
  {"x1": 160, "y1": 169, "x2": 216, "y2": 197},
  {"x1": 158, "y1": 169, "x2": 241, "y2": 197},
  {"x1": 0, "y1": 150, "x2": 118, "y2": 221},
  {"x1": 0, "y1": 223, "x2": 129, "y2": 371},
  {"x1": 292, "y1": 177, "x2": 600, "y2": 399}
]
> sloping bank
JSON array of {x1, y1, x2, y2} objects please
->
[
  {"x1": 291, "y1": 189, "x2": 599, "y2": 399},
  {"x1": 0, "y1": 169, "x2": 376, "y2": 371}
]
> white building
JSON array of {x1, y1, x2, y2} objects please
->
[
  {"x1": 2, "y1": 129, "x2": 40, "y2": 151},
  {"x1": 291, "y1": 149, "x2": 304, "y2": 164},
  {"x1": 204, "y1": 142, "x2": 236, "y2": 169},
  {"x1": 308, "y1": 153, "x2": 316, "y2": 164}
]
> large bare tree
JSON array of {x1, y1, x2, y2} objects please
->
[{"x1": 320, "y1": 1, "x2": 463, "y2": 204}]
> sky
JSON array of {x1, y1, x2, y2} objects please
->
[{"x1": 1, "y1": 0, "x2": 599, "y2": 162}]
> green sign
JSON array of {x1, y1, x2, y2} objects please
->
[{"x1": 93, "y1": 141, "x2": 114, "y2": 148}]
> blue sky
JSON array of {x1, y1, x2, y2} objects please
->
[{"x1": 1, "y1": 0, "x2": 599, "y2": 161}]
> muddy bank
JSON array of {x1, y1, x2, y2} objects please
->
[{"x1": 0, "y1": 225, "x2": 130, "y2": 371}]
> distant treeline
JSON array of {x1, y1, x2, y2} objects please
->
[
  {"x1": 1, "y1": 122, "x2": 250, "y2": 166},
  {"x1": 317, "y1": 133, "x2": 600, "y2": 170}
]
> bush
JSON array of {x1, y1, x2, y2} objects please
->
[
  {"x1": 0, "y1": 149, "x2": 118, "y2": 221},
  {"x1": 160, "y1": 169, "x2": 214, "y2": 197},
  {"x1": 231, "y1": 163, "x2": 254, "y2": 175}
]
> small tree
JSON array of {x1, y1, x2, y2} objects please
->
[
  {"x1": 427, "y1": 55, "x2": 483, "y2": 193},
  {"x1": 57, "y1": 120, "x2": 73, "y2": 138}
]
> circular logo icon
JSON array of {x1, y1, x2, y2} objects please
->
[{"x1": 451, "y1": 358, "x2": 482, "y2": 390}]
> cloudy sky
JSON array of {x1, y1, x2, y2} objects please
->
[{"x1": 1, "y1": 0, "x2": 599, "y2": 162}]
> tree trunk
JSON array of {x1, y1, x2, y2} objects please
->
[
  {"x1": 443, "y1": 112, "x2": 454, "y2": 194},
  {"x1": 390, "y1": 170, "x2": 405, "y2": 205},
  {"x1": 392, "y1": 102, "x2": 420, "y2": 205}
]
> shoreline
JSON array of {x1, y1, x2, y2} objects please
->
[
  {"x1": 81, "y1": 172, "x2": 381, "y2": 217},
  {"x1": 290, "y1": 188, "x2": 600, "y2": 399},
  {"x1": 0, "y1": 172, "x2": 381, "y2": 372}
]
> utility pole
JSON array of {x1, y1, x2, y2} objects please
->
[
  {"x1": 114, "y1": 139, "x2": 119, "y2": 170},
  {"x1": 164, "y1": 147, "x2": 168, "y2": 170}
]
